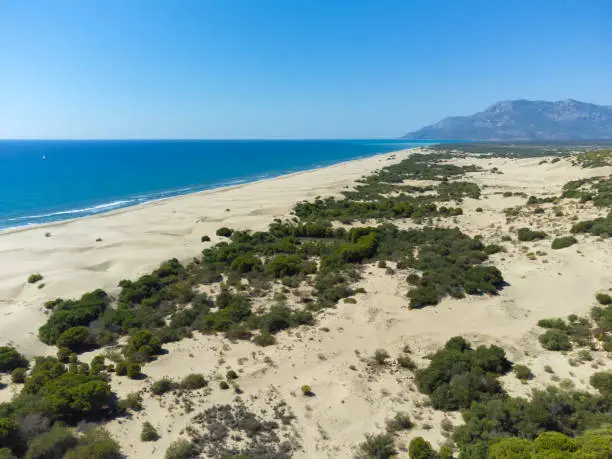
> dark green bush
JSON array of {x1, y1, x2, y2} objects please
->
[
  {"x1": 596, "y1": 293, "x2": 612, "y2": 305},
  {"x1": 38, "y1": 290, "x2": 109, "y2": 345},
  {"x1": 27, "y1": 273, "x2": 43, "y2": 284},
  {"x1": 408, "y1": 437, "x2": 436, "y2": 459},
  {"x1": 216, "y1": 227, "x2": 233, "y2": 238},
  {"x1": 539, "y1": 329, "x2": 571, "y2": 351},
  {"x1": 415, "y1": 336, "x2": 511, "y2": 411},
  {"x1": 0, "y1": 347, "x2": 28, "y2": 373},
  {"x1": 127, "y1": 363, "x2": 141, "y2": 379},
  {"x1": 551, "y1": 236, "x2": 578, "y2": 250},
  {"x1": 56, "y1": 326, "x2": 94, "y2": 352},
  {"x1": 517, "y1": 227, "x2": 548, "y2": 242},
  {"x1": 253, "y1": 332, "x2": 276, "y2": 347},
  {"x1": 589, "y1": 371, "x2": 612, "y2": 395},
  {"x1": 10, "y1": 368, "x2": 27, "y2": 384},
  {"x1": 200, "y1": 235, "x2": 211, "y2": 242}
]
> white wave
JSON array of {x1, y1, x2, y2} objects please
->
[{"x1": 7, "y1": 200, "x2": 133, "y2": 221}]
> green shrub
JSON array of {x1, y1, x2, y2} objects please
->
[
  {"x1": 215, "y1": 227, "x2": 233, "y2": 238},
  {"x1": 219, "y1": 381, "x2": 229, "y2": 390},
  {"x1": 513, "y1": 364, "x2": 534, "y2": 381},
  {"x1": 56, "y1": 347, "x2": 71, "y2": 363},
  {"x1": 408, "y1": 436, "x2": 436, "y2": 459},
  {"x1": 266, "y1": 254, "x2": 302, "y2": 278},
  {"x1": 415, "y1": 336, "x2": 511, "y2": 411},
  {"x1": 127, "y1": 363, "x2": 141, "y2": 379},
  {"x1": 539, "y1": 329, "x2": 571, "y2": 351},
  {"x1": 63, "y1": 427, "x2": 122, "y2": 459},
  {"x1": 551, "y1": 235, "x2": 578, "y2": 250},
  {"x1": 517, "y1": 227, "x2": 548, "y2": 241},
  {"x1": 123, "y1": 330, "x2": 163, "y2": 362},
  {"x1": 151, "y1": 377, "x2": 176, "y2": 395},
  {"x1": 165, "y1": 439, "x2": 196, "y2": 459},
  {"x1": 253, "y1": 332, "x2": 276, "y2": 347},
  {"x1": 358, "y1": 434, "x2": 396, "y2": 459},
  {"x1": 488, "y1": 438, "x2": 532, "y2": 459},
  {"x1": 596, "y1": 293, "x2": 612, "y2": 305},
  {"x1": 56, "y1": 326, "x2": 93, "y2": 352},
  {"x1": 225, "y1": 370, "x2": 238, "y2": 381},
  {"x1": 27, "y1": 273, "x2": 43, "y2": 284},
  {"x1": 200, "y1": 235, "x2": 211, "y2": 242},
  {"x1": 25, "y1": 424, "x2": 77, "y2": 459},
  {"x1": 179, "y1": 373, "x2": 207, "y2": 390},
  {"x1": 589, "y1": 371, "x2": 612, "y2": 395},
  {"x1": 10, "y1": 368, "x2": 27, "y2": 384},
  {"x1": 38, "y1": 290, "x2": 109, "y2": 345},
  {"x1": 115, "y1": 361, "x2": 128, "y2": 376},
  {"x1": 301, "y1": 385, "x2": 313, "y2": 396},
  {"x1": 140, "y1": 421, "x2": 159, "y2": 442},
  {"x1": 0, "y1": 346, "x2": 28, "y2": 373}
]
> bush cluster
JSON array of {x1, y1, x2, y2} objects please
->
[{"x1": 415, "y1": 336, "x2": 511, "y2": 410}]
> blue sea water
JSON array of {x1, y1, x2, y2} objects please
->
[{"x1": 0, "y1": 140, "x2": 434, "y2": 230}]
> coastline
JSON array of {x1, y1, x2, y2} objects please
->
[
  {"x1": 1, "y1": 148, "x2": 412, "y2": 235},
  {"x1": 0, "y1": 147, "x2": 415, "y2": 355}
]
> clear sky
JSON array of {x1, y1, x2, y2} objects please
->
[{"x1": 1, "y1": 0, "x2": 611, "y2": 139}]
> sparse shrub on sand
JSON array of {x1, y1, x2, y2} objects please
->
[
  {"x1": 517, "y1": 227, "x2": 548, "y2": 242},
  {"x1": 164, "y1": 439, "x2": 196, "y2": 459},
  {"x1": 513, "y1": 364, "x2": 534, "y2": 381},
  {"x1": 551, "y1": 236, "x2": 577, "y2": 250},
  {"x1": 27, "y1": 273, "x2": 43, "y2": 284},
  {"x1": 357, "y1": 433, "x2": 396, "y2": 459},
  {"x1": 180, "y1": 373, "x2": 207, "y2": 390},
  {"x1": 539, "y1": 329, "x2": 572, "y2": 351},
  {"x1": 151, "y1": 377, "x2": 176, "y2": 395},
  {"x1": 127, "y1": 363, "x2": 141, "y2": 379},
  {"x1": 140, "y1": 421, "x2": 159, "y2": 442},
  {"x1": 301, "y1": 385, "x2": 313, "y2": 396}
]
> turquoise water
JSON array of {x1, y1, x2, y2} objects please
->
[{"x1": 0, "y1": 140, "x2": 433, "y2": 229}]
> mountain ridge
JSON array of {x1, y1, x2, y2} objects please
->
[{"x1": 403, "y1": 99, "x2": 612, "y2": 140}]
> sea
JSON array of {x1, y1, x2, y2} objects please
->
[{"x1": 0, "y1": 139, "x2": 435, "y2": 230}]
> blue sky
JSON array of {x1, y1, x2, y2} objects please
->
[{"x1": 0, "y1": 0, "x2": 611, "y2": 139}]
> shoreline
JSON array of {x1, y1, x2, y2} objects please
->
[
  {"x1": 0, "y1": 147, "x2": 416, "y2": 355},
  {"x1": 1, "y1": 149, "x2": 415, "y2": 235}
]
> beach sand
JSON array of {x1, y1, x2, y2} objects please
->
[{"x1": 1, "y1": 150, "x2": 611, "y2": 458}]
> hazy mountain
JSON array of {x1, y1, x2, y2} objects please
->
[{"x1": 402, "y1": 99, "x2": 612, "y2": 140}]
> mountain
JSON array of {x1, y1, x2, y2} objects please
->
[{"x1": 402, "y1": 99, "x2": 612, "y2": 141}]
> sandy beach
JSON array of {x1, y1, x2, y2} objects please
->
[{"x1": 1, "y1": 148, "x2": 611, "y2": 458}]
